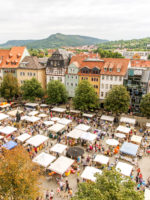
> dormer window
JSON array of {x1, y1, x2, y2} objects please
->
[
  {"x1": 117, "y1": 68, "x2": 121, "y2": 72},
  {"x1": 104, "y1": 67, "x2": 107, "y2": 72},
  {"x1": 109, "y1": 68, "x2": 112, "y2": 72}
]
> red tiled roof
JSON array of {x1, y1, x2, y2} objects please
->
[
  {"x1": 0, "y1": 46, "x2": 26, "y2": 69},
  {"x1": 131, "y1": 60, "x2": 150, "y2": 68}
]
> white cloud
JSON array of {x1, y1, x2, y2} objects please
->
[{"x1": 0, "y1": 0, "x2": 150, "y2": 43}]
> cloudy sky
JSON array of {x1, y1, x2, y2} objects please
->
[{"x1": 0, "y1": 0, "x2": 150, "y2": 43}]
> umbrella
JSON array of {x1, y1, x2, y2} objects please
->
[
  {"x1": 106, "y1": 139, "x2": 119, "y2": 146},
  {"x1": 67, "y1": 147, "x2": 84, "y2": 158}
]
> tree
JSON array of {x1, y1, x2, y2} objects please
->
[
  {"x1": 0, "y1": 73, "x2": 20, "y2": 100},
  {"x1": 148, "y1": 55, "x2": 150, "y2": 60},
  {"x1": 104, "y1": 85, "x2": 130, "y2": 115},
  {"x1": 73, "y1": 80, "x2": 99, "y2": 111},
  {"x1": 140, "y1": 93, "x2": 150, "y2": 117},
  {"x1": 72, "y1": 168, "x2": 144, "y2": 200},
  {"x1": 21, "y1": 78, "x2": 44, "y2": 101},
  {"x1": 97, "y1": 48, "x2": 124, "y2": 58},
  {"x1": 0, "y1": 146, "x2": 41, "y2": 200},
  {"x1": 47, "y1": 80, "x2": 68, "y2": 104}
]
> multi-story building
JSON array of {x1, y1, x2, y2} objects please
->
[
  {"x1": 0, "y1": 46, "x2": 30, "y2": 81},
  {"x1": 100, "y1": 58, "x2": 130, "y2": 100},
  {"x1": 46, "y1": 49, "x2": 72, "y2": 85},
  {"x1": 17, "y1": 56, "x2": 46, "y2": 89},
  {"x1": 124, "y1": 60, "x2": 150, "y2": 112}
]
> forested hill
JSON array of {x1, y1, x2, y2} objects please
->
[
  {"x1": 98, "y1": 37, "x2": 150, "y2": 50},
  {"x1": 0, "y1": 33, "x2": 108, "y2": 49}
]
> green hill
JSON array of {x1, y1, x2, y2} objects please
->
[
  {"x1": 98, "y1": 37, "x2": 150, "y2": 50},
  {"x1": 0, "y1": 33, "x2": 107, "y2": 49}
]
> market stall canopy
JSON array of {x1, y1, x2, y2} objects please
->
[
  {"x1": 51, "y1": 107, "x2": 66, "y2": 113},
  {"x1": 0, "y1": 135, "x2": 4, "y2": 140},
  {"x1": 94, "y1": 155, "x2": 109, "y2": 165},
  {"x1": 57, "y1": 118, "x2": 72, "y2": 125},
  {"x1": 48, "y1": 156, "x2": 74, "y2": 175},
  {"x1": 81, "y1": 166, "x2": 102, "y2": 182},
  {"x1": 106, "y1": 139, "x2": 119, "y2": 146},
  {"x1": 146, "y1": 123, "x2": 150, "y2": 128},
  {"x1": 67, "y1": 147, "x2": 84, "y2": 158},
  {"x1": 48, "y1": 123, "x2": 65, "y2": 133},
  {"x1": 0, "y1": 104, "x2": 10, "y2": 108},
  {"x1": 0, "y1": 126, "x2": 17, "y2": 135},
  {"x1": 21, "y1": 115, "x2": 29, "y2": 121},
  {"x1": 75, "y1": 124, "x2": 91, "y2": 132},
  {"x1": 70, "y1": 110, "x2": 80, "y2": 114},
  {"x1": 144, "y1": 188, "x2": 150, "y2": 200},
  {"x1": 7, "y1": 110, "x2": 23, "y2": 117},
  {"x1": 16, "y1": 133, "x2": 31, "y2": 143},
  {"x1": 120, "y1": 117, "x2": 136, "y2": 125},
  {"x1": 44, "y1": 121, "x2": 54, "y2": 126},
  {"x1": 50, "y1": 143, "x2": 67, "y2": 154},
  {"x1": 25, "y1": 103, "x2": 38, "y2": 107},
  {"x1": 120, "y1": 142, "x2": 139, "y2": 156},
  {"x1": 2, "y1": 141, "x2": 17, "y2": 150},
  {"x1": 26, "y1": 116, "x2": 40, "y2": 123},
  {"x1": 28, "y1": 111, "x2": 39, "y2": 116},
  {"x1": 40, "y1": 104, "x2": 48, "y2": 108},
  {"x1": 38, "y1": 113, "x2": 48, "y2": 118},
  {"x1": 116, "y1": 125, "x2": 131, "y2": 134},
  {"x1": 80, "y1": 132, "x2": 97, "y2": 142},
  {"x1": 116, "y1": 162, "x2": 133, "y2": 176},
  {"x1": 83, "y1": 113, "x2": 94, "y2": 118},
  {"x1": 51, "y1": 117, "x2": 60, "y2": 122},
  {"x1": 26, "y1": 135, "x2": 48, "y2": 147},
  {"x1": 131, "y1": 135, "x2": 142, "y2": 144},
  {"x1": 115, "y1": 133, "x2": 126, "y2": 139},
  {"x1": 0, "y1": 113, "x2": 9, "y2": 120},
  {"x1": 100, "y1": 115, "x2": 114, "y2": 122},
  {"x1": 67, "y1": 129, "x2": 86, "y2": 139},
  {"x1": 33, "y1": 152, "x2": 56, "y2": 168}
]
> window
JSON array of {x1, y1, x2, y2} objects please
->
[
  {"x1": 72, "y1": 76, "x2": 73, "y2": 79},
  {"x1": 23, "y1": 72, "x2": 25, "y2": 76},
  {"x1": 109, "y1": 68, "x2": 112, "y2": 72},
  {"x1": 68, "y1": 75, "x2": 69, "y2": 78},
  {"x1": 106, "y1": 84, "x2": 108, "y2": 89},
  {"x1": 102, "y1": 75, "x2": 104, "y2": 80},
  {"x1": 75, "y1": 83, "x2": 77, "y2": 86},
  {"x1": 76, "y1": 76, "x2": 77, "y2": 79},
  {"x1": 115, "y1": 76, "x2": 117, "y2": 81},
  {"x1": 71, "y1": 83, "x2": 73, "y2": 86},
  {"x1": 30, "y1": 72, "x2": 32, "y2": 76},
  {"x1": 33, "y1": 73, "x2": 36, "y2": 76},
  {"x1": 20, "y1": 72, "x2": 22, "y2": 76},
  {"x1": 106, "y1": 76, "x2": 109, "y2": 80},
  {"x1": 110, "y1": 84, "x2": 112, "y2": 89},
  {"x1": 104, "y1": 68, "x2": 107, "y2": 72},
  {"x1": 110, "y1": 76, "x2": 113, "y2": 81},
  {"x1": 119, "y1": 76, "x2": 122, "y2": 81},
  {"x1": 91, "y1": 78, "x2": 93, "y2": 81},
  {"x1": 67, "y1": 82, "x2": 69, "y2": 85},
  {"x1": 117, "y1": 68, "x2": 121, "y2": 72},
  {"x1": 28, "y1": 72, "x2": 30, "y2": 76},
  {"x1": 101, "y1": 84, "x2": 104, "y2": 89},
  {"x1": 101, "y1": 92, "x2": 104, "y2": 97}
]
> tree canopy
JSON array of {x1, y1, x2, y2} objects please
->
[
  {"x1": 0, "y1": 146, "x2": 41, "y2": 200},
  {"x1": 97, "y1": 48, "x2": 124, "y2": 58},
  {"x1": 104, "y1": 85, "x2": 130, "y2": 115},
  {"x1": 72, "y1": 168, "x2": 144, "y2": 200},
  {"x1": 73, "y1": 80, "x2": 99, "y2": 111},
  {"x1": 140, "y1": 93, "x2": 150, "y2": 117},
  {"x1": 21, "y1": 78, "x2": 44, "y2": 101},
  {"x1": 47, "y1": 80, "x2": 68, "y2": 104},
  {"x1": 0, "y1": 73, "x2": 20, "y2": 100}
]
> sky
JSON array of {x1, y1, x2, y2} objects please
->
[{"x1": 0, "y1": 0, "x2": 150, "y2": 43}]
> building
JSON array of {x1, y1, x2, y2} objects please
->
[
  {"x1": 46, "y1": 49, "x2": 72, "y2": 85},
  {"x1": 0, "y1": 46, "x2": 29, "y2": 81},
  {"x1": 17, "y1": 56, "x2": 46, "y2": 89},
  {"x1": 100, "y1": 58, "x2": 130, "y2": 100},
  {"x1": 124, "y1": 60, "x2": 150, "y2": 112}
]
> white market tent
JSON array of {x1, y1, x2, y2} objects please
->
[
  {"x1": 94, "y1": 155, "x2": 109, "y2": 165},
  {"x1": 48, "y1": 156, "x2": 74, "y2": 175},
  {"x1": 115, "y1": 133, "x2": 126, "y2": 139},
  {"x1": 116, "y1": 162, "x2": 133, "y2": 176},
  {"x1": 26, "y1": 116, "x2": 40, "y2": 123},
  {"x1": 80, "y1": 132, "x2": 97, "y2": 142},
  {"x1": 33, "y1": 152, "x2": 56, "y2": 168},
  {"x1": 83, "y1": 113, "x2": 94, "y2": 118},
  {"x1": 28, "y1": 111, "x2": 39, "y2": 116},
  {"x1": 100, "y1": 115, "x2": 114, "y2": 122},
  {"x1": 0, "y1": 104, "x2": 10, "y2": 108},
  {"x1": 120, "y1": 117, "x2": 136, "y2": 125},
  {"x1": 21, "y1": 115, "x2": 29, "y2": 121},
  {"x1": 57, "y1": 118, "x2": 72, "y2": 125},
  {"x1": 75, "y1": 124, "x2": 91, "y2": 132},
  {"x1": 131, "y1": 135, "x2": 142, "y2": 145},
  {"x1": 48, "y1": 123, "x2": 65, "y2": 133},
  {"x1": 146, "y1": 123, "x2": 150, "y2": 128},
  {"x1": 7, "y1": 110, "x2": 23, "y2": 117},
  {"x1": 26, "y1": 135, "x2": 48, "y2": 147},
  {"x1": 40, "y1": 104, "x2": 48, "y2": 108},
  {"x1": 67, "y1": 129, "x2": 86, "y2": 139},
  {"x1": 81, "y1": 166, "x2": 102, "y2": 182},
  {"x1": 145, "y1": 188, "x2": 150, "y2": 200},
  {"x1": 51, "y1": 107, "x2": 66, "y2": 113},
  {"x1": 70, "y1": 110, "x2": 80, "y2": 114},
  {"x1": 106, "y1": 139, "x2": 119, "y2": 146},
  {"x1": 0, "y1": 113, "x2": 9, "y2": 120},
  {"x1": 51, "y1": 117, "x2": 60, "y2": 122},
  {"x1": 16, "y1": 133, "x2": 31, "y2": 143},
  {"x1": 44, "y1": 121, "x2": 54, "y2": 126},
  {"x1": 25, "y1": 103, "x2": 38, "y2": 107},
  {"x1": 0, "y1": 126, "x2": 17, "y2": 135},
  {"x1": 50, "y1": 143, "x2": 67, "y2": 154},
  {"x1": 0, "y1": 135, "x2": 4, "y2": 140},
  {"x1": 38, "y1": 113, "x2": 48, "y2": 118},
  {"x1": 116, "y1": 125, "x2": 131, "y2": 134}
]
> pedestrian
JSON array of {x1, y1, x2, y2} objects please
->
[
  {"x1": 49, "y1": 189, "x2": 54, "y2": 200},
  {"x1": 45, "y1": 190, "x2": 49, "y2": 200},
  {"x1": 65, "y1": 180, "x2": 69, "y2": 192}
]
